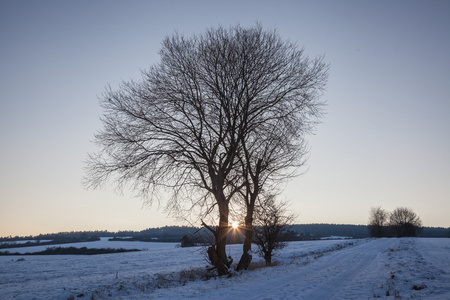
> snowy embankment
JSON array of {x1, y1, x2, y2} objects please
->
[{"x1": 0, "y1": 238, "x2": 448, "y2": 299}]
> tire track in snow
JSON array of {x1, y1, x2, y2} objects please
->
[{"x1": 244, "y1": 239, "x2": 398, "y2": 300}]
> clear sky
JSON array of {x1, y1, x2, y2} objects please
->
[{"x1": 1, "y1": 0, "x2": 449, "y2": 237}]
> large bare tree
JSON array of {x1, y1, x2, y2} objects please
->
[{"x1": 85, "y1": 24, "x2": 328, "y2": 275}]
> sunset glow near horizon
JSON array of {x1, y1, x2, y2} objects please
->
[{"x1": 1, "y1": 1, "x2": 449, "y2": 237}]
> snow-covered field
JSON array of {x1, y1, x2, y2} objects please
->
[{"x1": 0, "y1": 238, "x2": 449, "y2": 299}]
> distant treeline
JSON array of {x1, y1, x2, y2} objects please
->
[
  {"x1": 418, "y1": 226, "x2": 450, "y2": 238},
  {"x1": 0, "y1": 246, "x2": 140, "y2": 256},
  {"x1": 111, "y1": 226, "x2": 203, "y2": 243},
  {"x1": 1, "y1": 231, "x2": 105, "y2": 243},
  {"x1": 0, "y1": 235, "x2": 100, "y2": 250},
  {"x1": 290, "y1": 224, "x2": 449, "y2": 239},
  {"x1": 290, "y1": 224, "x2": 370, "y2": 239},
  {"x1": 1, "y1": 224, "x2": 448, "y2": 248}
]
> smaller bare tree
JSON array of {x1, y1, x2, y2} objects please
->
[
  {"x1": 368, "y1": 207, "x2": 388, "y2": 238},
  {"x1": 389, "y1": 207, "x2": 422, "y2": 237},
  {"x1": 252, "y1": 196, "x2": 296, "y2": 266}
]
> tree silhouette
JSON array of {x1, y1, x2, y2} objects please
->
[
  {"x1": 84, "y1": 24, "x2": 328, "y2": 274},
  {"x1": 368, "y1": 207, "x2": 388, "y2": 238},
  {"x1": 389, "y1": 207, "x2": 422, "y2": 237},
  {"x1": 252, "y1": 196, "x2": 295, "y2": 266}
]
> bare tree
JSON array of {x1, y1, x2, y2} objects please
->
[
  {"x1": 252, "y1": 196, "x2": 296, "y2": 266},
  {"x1": 85, "y1": 26, "x2": 244, "y2": 275},
  {"x1": 233, "y1": 30, "x2": 328, "y2": 269},
  {"x1": 84, "y1": 24, "x2": 327, "y2": 275},
  {"x1": 389, "y1": 207, "x2": 422, "y2": 237},
  {"x1": 368, "y1": 207, "x2": 388, "y2": 238}
]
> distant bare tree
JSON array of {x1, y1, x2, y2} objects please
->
[
  {"x1": 389, "y1": 207, "x2": 422, "y2": 237},
  {"x1": 368, "y1": 207, "x2": 388, "y2": 238},
  {"x1": 252, "y1": 196, "x2": 296, "y2": 266},
  {"x1": 84, "y1": 24, "x2": 328, "y2": 275}
]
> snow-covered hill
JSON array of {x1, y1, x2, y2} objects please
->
[{"x1": 0, "y1": 238, "x2": 448, "y2": 299}]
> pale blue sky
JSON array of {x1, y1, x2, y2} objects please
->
[{"x1": 1, "y1": 0, "x2": 449, "y2": 236}]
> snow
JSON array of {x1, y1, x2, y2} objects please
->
[{"x1": 0, "y1": 238, "x2": 449, "y2": 299}]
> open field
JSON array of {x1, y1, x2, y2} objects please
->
[{"x1": 0, "y1": 238, "x2": 448, "y2": 299}]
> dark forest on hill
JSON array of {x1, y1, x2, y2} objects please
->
[{"x1": 1, "y1": 224, "x2": 448, "y2": 249}]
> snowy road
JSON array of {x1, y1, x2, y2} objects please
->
[
  {"x1": 244, "y1": 239, "x2": 387, "y2": 300},
  {"x1": 1, "y1": 238, "x2": 449, "y2": 299},
  {"x1": 155, "y1": 238, "x2": 449, "y2": 299}
]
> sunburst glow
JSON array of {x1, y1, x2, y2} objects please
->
[{"x1": 231, "y1": 222, "x2": 239, "y2": 229}]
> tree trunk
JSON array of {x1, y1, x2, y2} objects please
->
[
  {"x1": 207, "y1": 245, "x2": 229, "y2": 276},
  {"x1": 211, "y1": 200, "x2": 231, "y2": 276},
  {"x1": 236, "y1": 207, "x2": 253, "y2": 271},
  {"x1": 265, "y1": 251, "x2": 272, "y2": 266}
]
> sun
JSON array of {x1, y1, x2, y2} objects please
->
[{"x1": 231, "y1": 222, "x2": 239, "y2": 229}]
